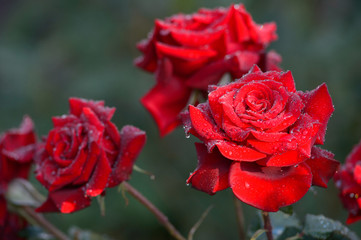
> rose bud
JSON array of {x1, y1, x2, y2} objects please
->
[
  {"x1": 136, "y1": 4, "x2": 281, "y2": 136},
  {"x1": 335, "y1": 140, "x2": 361, "y2": 224},
  {"x1": 0, "y1": 116, "x2": 36, "y2": 239},
  {"x1": 35, "y1": 98, "x2": 146, "y2": 213},
  {"x1": 182, "y1": 66, "x2": 339, "y2": 212}
]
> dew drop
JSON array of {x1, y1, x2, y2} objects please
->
[{"x1": 245, "y1": 182, "x2": 250, "y2": 188}]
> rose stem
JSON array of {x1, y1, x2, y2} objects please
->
[
  {"x1": 233, "y1": 196, "x2": 246, "y2": 240},
  {"x1": 261, "y1": 211, "x2": 273, "y2": 240},
  {"x1": 22, "y1": 206, "x2": 70, "y2": 240},
  {"x1": 122, "y1": 182, "x2": 186, "y2": 240}
]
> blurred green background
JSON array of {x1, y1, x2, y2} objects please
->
[{"x1": 0, "y1": 0, "x2": 361, "y2": 239}]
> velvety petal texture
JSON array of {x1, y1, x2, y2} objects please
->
[
  {"x1": 136, "y1": 4, "x2": 281, "y2": 136},
  {"x1": 35, "y1": 98, "x2": 146, "y2": 213},
  {"x1": 184, "y1": 68, "x2": 338, "y2": 211},
  {"x1": 0, "y1": 117, "x2": 36, "y2": 239},
  {"x1": 335, "y1": 140, "x2": 361, "y2": 224}
]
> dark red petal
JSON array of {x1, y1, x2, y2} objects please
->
[
  {"x1": 189, "y1": 105, "x2": 225, "y2": 140},
  {"x1": 289, "y1": 114, "x2": 321, "y2": 158},
  {"x1": 251, "y1": 130, "x2": 288, "y2": 142},
  {"x1": 228, "y1": 51, "x2": 260, "y2": 78},
  {"x1": 69, "y1": 97, "x2": 115, "y2": 121},
  {"x1": 0, "y1": 197, "x2": 6, "y2": 226},
  {"x1": 187, "y1": 143, "x2": 231, "y2": 195},
  {"x1": 185, "y1": 58, "x2": 233, "y2": 90},
  {"x1": 141, "y1": 59, "x2": 191, "y2": 136},
  {"x1": 299, "y1": 83, "x2": 334, "y2": 145},
  {"x1": 264, "y1": 50, "x2": 282, "y2": 72},
  {"x1": 36, "y1": 188, "x2": 91, "y2": 213},
  {"x1": 276, "y1": 71, "x2": 295, "y2": 93},
  {"x1": 305, "y1": 147, "x2": 339, "y2": 188},
  {"x1": 346, "y1": 212, "x2": 361, "y2": 225},
  {"x1": 229, "y1": 162, "x2": 312, "y2": 212},
  {"x1": 354, "y1": 164, "x2": 361, "y2": 185},
  {"x1": 208, "y1": 81, "x2": 246, "y2": 127},
  {"x1": 258, "y1": 22, "x2": 278, "y2": 44},
  {"x1": 156, "y1": 42, "x2": 217, "y2": 60},
  {"x1": 260, "y1": 150, "x2": 306, "y2": 167},
  {"x1": 345, "y1": 140, "x2": 361, "y2": 170},
  {"x1": 170, "y1": 27, "x2": 224, "y2": 47},
  {"x1": 81, "y1": 107, "x2": 105, "y2": 132},
  {"x1": 73, "y1": 142, "x2": 100, "y2": 185},
  {"x1": 48, "y1": 148, "x2": 88, "y2": 191},
  {"x1": 107, "y1": 126, "x2": 146, "y2": 188},
  {"x1": 85, "y1": 150, "x2": 112, "y2": 197},
  {"x1": 216, "y1": 141, "x2": 266, "y2": 161}
]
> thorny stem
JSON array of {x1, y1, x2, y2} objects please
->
[
  {"x1": 122, "y1": 182, "x2": 186, "y2": 240},
  {"x1": 233, "y1": 196, "x2": 246, "y2": 240},
  {"x1": 262, "y1": 211, "x2": 273, "y2": 240},
  {"x1": 22, "y1": 206, "x2": 70, "y2": 240}
]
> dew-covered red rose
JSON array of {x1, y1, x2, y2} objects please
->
[
  {"x1": 136, "y1": 4, "x2": 281, "y2": 136},
  {"x1": 183, "y1": 66, "x2": 339, "y2": 211},
  {"x1": 35, "y1": 98, "x2": 146, "y2": 213},
  {"x1": 0, "y1": 117, "x2": 36, "y2": 239},
  {"x1": 334, "y1": 140, "x2": 361, "y2": 224}
]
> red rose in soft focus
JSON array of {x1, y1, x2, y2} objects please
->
[
  {"x1": 135, "y1": 4, "x2": 281, "y2": 136},
  {"x1": 0, "y1": 117, "x2": 36, "y2": 239},
  {"x1": 35, "y1": 98, "x2": 146, "y2": 213},
  {"x1": 334, "y1": 140, "x2": 361, "y2": 224},
  {"x1": 182, "y1": 66, "x2": 339, "y2": 211}
]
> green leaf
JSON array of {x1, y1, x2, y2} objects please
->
[
  {"x1": 303, "y1": 214, "x2": 359, "y2": 240},
  {"x1": 5, "y1": 179, "x2": 45, "y2": 208},
  {"x1": 279, "y1": 206, "x2": 294, "y2": 215},
  {"x1": 248, "y1": 211, "x2": 302, "y2": 240}
]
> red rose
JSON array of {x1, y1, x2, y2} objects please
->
[
  {"x1": 136, "y1": 4, "x2": 281, "y2": 136},
  {"x1": 0, "y1": 117, "x2": 36, "y2": 239},
  {"x1": 35, "y1": 98, "x2": 146, "y2": 213},
  {"x1": 334, "y1": 140, "x2": 361, "y2": 224},
  {"x1": 182, "y1": 66, "x2": 339, "y2": 211}
]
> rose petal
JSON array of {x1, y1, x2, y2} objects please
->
[
  {"x1": 170, "y1": 27, "x2": 225, "y2": 47},
  {"x1": 189, "y1": 105, "x2": 225, "y2": 140},
  {"x1": 299, "y1": 83, "x2": 334, "y2": 145},
  {"x1": 36, "y1": 188, "x2": 91, "y2": 213},
  {"x1": 85, "y1": 150, "x2": 112, "y2": 197},
  {"x1": 215, "y1": 140, "x2": 266, "y2": 161},
  {"x1": 156, "y1": 42, "x2": 218, "y2": 60},
  {"x1": 305, "y1": 147, "x2": 339, "y2": 188},
  {"x1": 187, "y1": 143, "x2": 230, "y2": 194},
  {"x1": 107, "y1": 125, "x2": 146, "y2": 188},
  {"x1": 229, "y1": 162, "x2": 312, "y2": 211},
  {"x1": 345, "y1": 140, "x2": 361, "y2": 170},
  {"x1": 259, "y1": 150, "x2": 306, "y2": 167},
  {"x1": 141, "y1": 59, "x2": 191, "y2": 136},
  {"x1": 69, "y1": 98, "x2": 115, "y2": 121}
]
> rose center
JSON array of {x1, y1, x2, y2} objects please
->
[{"x1": 245, "y1": 90, "x2": 271, "y2": 113}]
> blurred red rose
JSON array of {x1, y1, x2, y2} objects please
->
[
  {"x1": 0, "y1": 117, "x2": 36, "y2": 239},
  {"x1": 334, "y1": 140, "x2": 361, "y2": 224},
  {"x1": 183, "y1": 66, "x2": 339, "y2": 211},
  {"x1": 135, "y1": 4, "x2": 281, "y2": 136},
  {"x1": 35, "y1": 98, "x2": 146, "y2": 213}
]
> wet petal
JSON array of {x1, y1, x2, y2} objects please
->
[
  {"x1": 305, "y1": 147, "x2": 339, "y2": 188},
  {"x1": 229, "y1": 162, "x2": 312, "y2": 211},
  {"x1": 187, "y1": 143, "x2": 230, "y2": 194},
  {"x1": 216, "y1": 140, "x2": 266, "y2": 161},
  {"x1": 299, "y1": 83, "x2": 334, "y2": 145},
  {"x1": 107, "y1": 125, "x2": 146, "y2": 188},
  {"x1": 36, "y1": 188, "x2": 91, "y2": 213}
]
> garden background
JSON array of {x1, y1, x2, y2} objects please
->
[{"x1": 0, "y1": 0, "x2": 360, "y2": 239}]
